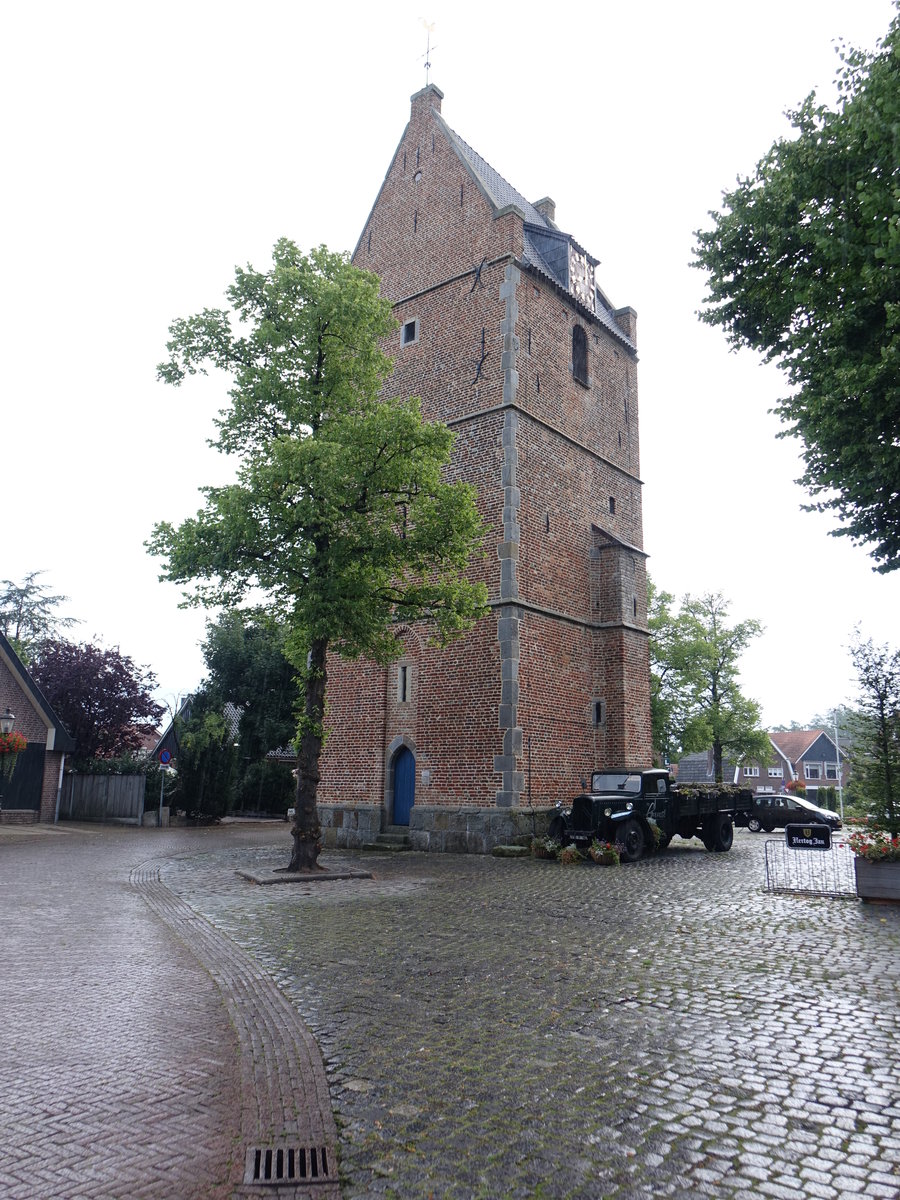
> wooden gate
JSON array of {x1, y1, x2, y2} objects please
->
[{"x1": 0, "y1": 743, "x2": 45, "y2": 811}]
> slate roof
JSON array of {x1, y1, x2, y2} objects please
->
[
  {"x1": 434, "y1": 109, "x2": 636, "y2": 353},
  {"x1": 675, "y1": 751, "x2": 740, "y2": 785},
  {"x1": 436, "y1": 116, "x2": 549, "y2": 227}
]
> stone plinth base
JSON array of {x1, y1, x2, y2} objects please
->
[{"x1": 318, "y1": 803, "x2": 553, "y2": 855}]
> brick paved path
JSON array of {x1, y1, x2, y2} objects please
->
[{"x1": 0, "y1": 823, "x2": 337, "y2": 1200}]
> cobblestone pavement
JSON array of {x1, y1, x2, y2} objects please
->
[
  {"x1": 157, "y1": 830, "x2": 900, "y2": 1200},
  {"x1": 3, "y1": 822, "x2": 899, "y2": 1199}
]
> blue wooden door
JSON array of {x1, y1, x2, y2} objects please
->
[{"x1": 393, "y1": 747, "x2": 415, "y2": 826}]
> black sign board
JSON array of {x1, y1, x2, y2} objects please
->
[{"x1": 785, "y1": 823, "x2": 832, "y2": 851}]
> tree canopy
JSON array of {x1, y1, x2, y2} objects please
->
[
  {"x1": 148, "y1": 241, "x2": 487, "y2": 868},
  {"x1": 0, "y1": 571, "x2": 78, "y2": 662},
  {"x1": 693, "y1": 9, "x2": 900, "y2": 571},
  {"x1": 650, "y1": 585, "x2": 769, "y2": 781},
  {"x1": 29, "y1": 638, "x2": 164, "y2": 764}
]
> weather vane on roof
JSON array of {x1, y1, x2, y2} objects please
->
[{"x1": 420, "y1": 19, "x2": 437, "y2": 85}]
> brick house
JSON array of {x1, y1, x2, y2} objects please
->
[
  {"x1": 739, "y1": 730, "x2": 848, "y2": 805},
  {"x1": 679, "y1": 730, "x2": 848, "y2": 808},
  {"x1": 318, "y1": 85, "x2": 650, "y2": 852},
  {"x1": 0, "y1": 631, "x2": 75, "y2": 823}
]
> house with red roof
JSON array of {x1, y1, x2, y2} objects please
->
[{"x1": 738, "y1": 729, "x2": 848, "y2": 805}]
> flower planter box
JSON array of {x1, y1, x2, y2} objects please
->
[{"x1": 854, "y1": 857, "x2": 900, "y2": 902}]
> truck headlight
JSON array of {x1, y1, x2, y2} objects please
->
[{"x1": 604, "y1": 807, "x2": 612, "y2": 817}]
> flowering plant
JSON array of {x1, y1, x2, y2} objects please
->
[
  {"x1": 847, "y1": 826, "x2": 900, "y2": 863},
  {"x1": 532, "y1": 836, "x2": 560, "y2": 860},
  {"x1": 0, "y1": 731, "x2": 27, "y2": 755},
  {"x1": 589, "y1": 839, "x2": 620, "y2": 865}
]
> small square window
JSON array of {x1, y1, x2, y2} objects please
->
[{"x1": 401, "y1": 319, "x2": 419, "y2": 346}]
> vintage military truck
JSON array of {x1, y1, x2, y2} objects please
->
[{"x1": 548, "y1": 768, "x2": 754, "y2": 862}]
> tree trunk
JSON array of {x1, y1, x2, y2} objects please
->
[
  {"x1": 288, "y1": 636, "x2": 328, "y2": 872},
  {"x1": 713, "y1": 740, "x2": 724, "y2": 784}
]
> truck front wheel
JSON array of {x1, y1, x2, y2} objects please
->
[{"x1": 618, "y1": 818, "x2": 645, "y2": 862}]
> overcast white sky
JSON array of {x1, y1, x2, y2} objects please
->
[{"x1": 3, "y1": 0, "x2": 897, "y2": 731}]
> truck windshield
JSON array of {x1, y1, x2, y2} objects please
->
[{"x1": 591, "y1": 773, "x2": 642, "y2": 793}]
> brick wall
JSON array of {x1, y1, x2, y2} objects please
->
[{"x1": 0, "y1": 655, "x2": 65, "y2": 823}]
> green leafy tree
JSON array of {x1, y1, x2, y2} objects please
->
[
  {"x1": 848, "y1": 633, "x2": 900, "y2": 832},
  {"x1": 693, "y1": 10, "x2": 900, "y2": 571},
  {"x1": 649, "y1": 586, "x2": 769, "y2": 781},
  {"x1": 169, "y1": 689, "x2": 238, "y2": 819},
  {"x1": 148, "y1": 241, "x2": 487, "y2": 869},
  {"x1": 649, "y1": 579, "x2": 703, "y2": 764},
  {"x1": 0, "y1": 571, "x2": 78, "y2": 661},
  {"x1": 201, "y1": 611, "x2": 297, "y2": 813}
]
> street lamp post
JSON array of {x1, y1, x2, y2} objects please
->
[
  {"x1": 833, "y1": 711, "x2": 844, "y2": 821},
  {"x1": 0, "y1": 706, "x2": 16, "y2": 815}
]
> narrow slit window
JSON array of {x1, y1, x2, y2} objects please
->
[
  {"x1": 609, "y1": 496, "x2": 616, "y2": 515},
  {"x1": 398, "y1": 664, "x2": 409, "y2": 703},
  {"x1": 572, "y1": 325, "x2": 588, "y2": 386}
]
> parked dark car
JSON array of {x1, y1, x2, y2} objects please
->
[{"x1": 744, "y1": 793, "x2": 842, "y2": 833}]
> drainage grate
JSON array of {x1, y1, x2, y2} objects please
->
[{"x1": 244, "y1": 1145, "x2": 332, "y2": 1186}]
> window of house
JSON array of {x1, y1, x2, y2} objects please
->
[
  {"x1": 572, "y1": 324, "x2": 588, "y2": 386},
  {"x1": 743, "y1": 766, "x2": 760, "y2": 777},
  {"x1": 768, "y1": 766, "x2": 783, "y2": 778},
  {"x1": 401, "y1": 318, "x2": 419, "y2": 347},
  {"x1": 804, "y1": 763, "x2": 821, "y2": 780},
  {"x1": 825, "y1": 763, "x2": 838, "y2": 779},
  {"x1": 398, "y1": 664, "x2": 410, "y2": 703}
]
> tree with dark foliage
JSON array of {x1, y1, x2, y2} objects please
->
[
  {"x1": 30, "y1": 638, "x2": 164, "y2": 764},
  {"x1": 201, "y1": 611, "x2": 297, "y2": 813}
]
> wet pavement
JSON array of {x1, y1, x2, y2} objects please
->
[{"x1": 2, "y1": 821, "x2": 899, "y2": 1198}]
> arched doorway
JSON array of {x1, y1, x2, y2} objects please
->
[{"x1": 392, "y1": 746, "x2": 415, "y2": 826}]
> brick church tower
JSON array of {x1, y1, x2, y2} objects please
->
[{"x1": 318, "y1": 85, "x2": 651, "y2": 851}]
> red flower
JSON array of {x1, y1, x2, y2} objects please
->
[{"x1": 0, "y1": 730, "x2": 27, "y2": 755}]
